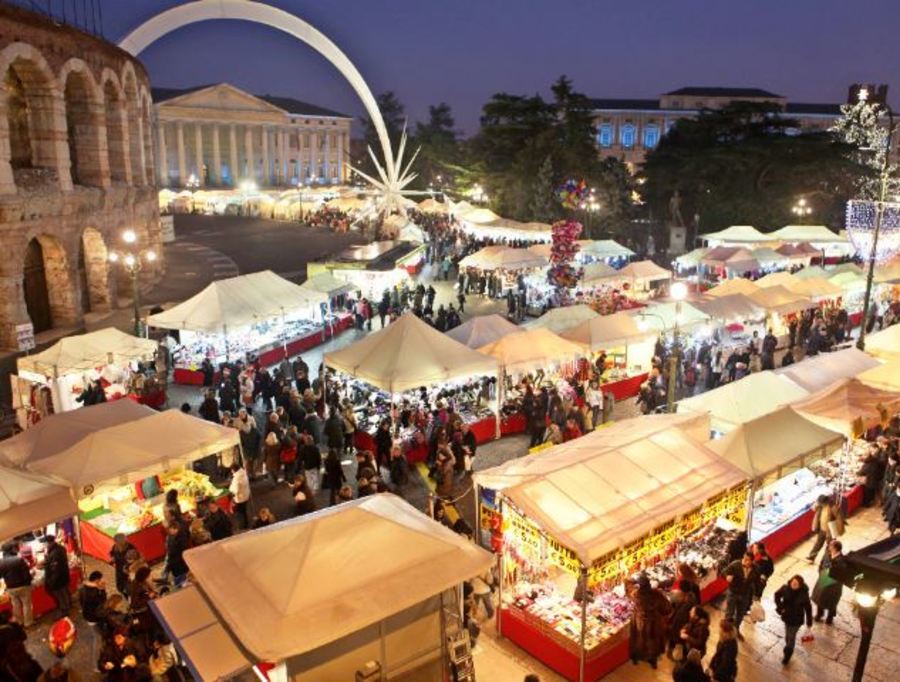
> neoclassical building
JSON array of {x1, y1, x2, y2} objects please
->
[
  {"x1": 0, "y1": 4, "x2": 160, "y2": 349},
  {"x1": 152, "y1": 83, "x2": 352, "y2": 188}
]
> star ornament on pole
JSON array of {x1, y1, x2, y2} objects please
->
[{"x1": 349, "y1": 123, "x2": 422, "y2": 217}]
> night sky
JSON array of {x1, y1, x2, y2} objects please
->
[{"x1": 103, "y1": 0, "x2": 900, "y2": 135}]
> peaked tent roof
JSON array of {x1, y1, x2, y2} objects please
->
[
  {"x1": 629, "y1": 301, "x2": 710, "y2": 331},
  {"x1": 577, "y1": 239, "x2": 635, "y2": 259},
  {"x1": 459, "y1": 246, "x2": 546, "y2": 271},
  {"x1": 709, "y1": 407, "x2": 844, "y2": 480},
  {"x1": 445, "y1": 314, "x2": 523, "y2": 349},
  {"x1": 774, "y1": 348, "x2": 881, "y2": 392},
  {"x1": 755, "y1": 271, "x2": 799, "y2": 289},
  {"x1": 147, "y1": 271, "x2": 319, "y2": 333},
  {"x1": 750, "y1": 247, "x2": 789, "y2": 266},
  {"x1": 179, "y1": 494, "x2": 493, "y2": 662},
  {"x1": 857, "y1": 360, "x2": 900, "y2": 392},
  {"x1": 701, "y1": 246, "x2": 751, "y2": 265},
  {"x1": 748, "y1": 285, "x2": 813, "y2": 315},
  {"x1": 617, "y1": 260, "x2": 671, "y2": 281},
  {"x1": 524, "y1": 304, "x2": 599, "y2": 334},
  {"x1": 786, "y1": 277, "x2": 844, "y2": 298},
  {"x1": 418, "y1": 197, "x2": 448, "y2": 213},
  {"x1": 678, "y1": 371, "x2": 809, "y2": 432},
  {"x1": 675, "y1": 247, "x2": 710, "y2": 268},
  {"x1": 17, "y1": 328, "x2": 157, "y2": 376},
  {"x1": 875, "y1": 257, "x2": 900, "y2": 284},
  {"x1": 459, "y1": 207, "x2": 501, "y2": 224},
  {"x1": 478, "y1": 328, "x2": 584, "y2": 375},
  {"x1": 560, "y1": 311, "x2": 653, "y2": 352},
  {"x1": 865, "y1": 324, "x2": 900, "y2": 361},
  {"x1": 0, "y1": 466, "x2": 77, "y2": 544},
  {"x1": 768, "y1": 225, "x2": 845, "y2": 243},
  {"x1": 793, "y1": 266, "x2": 830, "y2": 280},
  {"x1": 692, "y1": 294, "x2": 766, "y2": 321},
  {"x1": 580, "y1": 261, "x2": 619, "y2": 283},
  {"x1": 702, "y1": 225, "x2": 770, "y2": 243},
  {"x1": 299, "y1": 272, "x2": 356, "y2": 298},
  {"x1": 793, "y1": 378, "x2": 900, "y2": 437},
  {"x1": 325, "y1": 313, "x2": 498, "y2": 392},
  {"x1": 706, "y1": 278, "x2": 760, "y2": 298}
]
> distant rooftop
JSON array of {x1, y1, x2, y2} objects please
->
[
  {"x1": 151, "y1": 84, "x2": 350, "y2": 118},
  {"x1": 664, "y1": 86, "x2": 784, "y2": 98},
  {"x1": 590, "y1": 98, "x2": 660, "y2": 111},
  {"x1": 784, "y1": 102, "x2": 843, "y2": 116}
]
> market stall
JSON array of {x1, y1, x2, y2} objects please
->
[
  {"x1": 150, "y1": 494, "x2": 493, "y2": 682},
  {"x1": 861, "y1": 324, "x2": 900, "y2": 361},
  {"x1": 673, "y1": 247, "x2": 710, "y2": 275},
  {"x1": 148, "y1": 270, "x2": 341, "y2": 385},
  {"x1": 0, "y1": 402, "x2": 239, "y2": 562},
  {"x1": 524, "y1": 305, "x2": 600, "y2": 335},
  {"x1": 576, "y1": 239, "x2": 634, "y2": 264},
  {"x1": 325, "y1": 313, "x2": 500, "y2": 459},
  {"x1": 476, "y1": 417, "x2": 747, "y2": 681},
  {"x1": 615, "y1": 260, "x2": 671, "y2": 298},
  {"x1": 701, "y1": 225, "x2": 771, "y2": 247},
  {"x1": 11, "y1": 328, "x2": 162, "y2": 427},
  {"x1": 578, "y1": 262, "x2": 619, "y2": 287},
  {"x1": 700, "y1": 246, "x2": 760, "y2": 279},
  {"x1": 308, "y1": 240, "x2": 423, "y2": 289},
  {"x1": 708, "y1": 407, "x2": 845, "y2": 559},
  {"x1": 678, "y1": 370, "x2": 810, "y2": 434},
  {"x1": 0, "y1": 466, "x2": 81, "y2": 620},
  {"x1": 706, "y1": 278, "x2": 760, "y2": 298},
  {"x1": 418, "y1": 197, "x2": 448, "y2": 214},
  {"x1": 856, "y1": 359, "x2": 900, "y2": 391},
  {"x1": 445, "y1": 314, "x2": 524, "y2": 349},
  {"x1": 767, "y1": 225, "x2": 852, "y2": 262},
  {"x1": 774, "y1": 348, "x2": 881, "y2": 392}
]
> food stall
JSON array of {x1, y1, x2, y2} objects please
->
[
  {"x1": 325, "y1": 313, "x2": 500, "y2": 459},
  {"x1": 148, "y1": 270, "x2": 343, "y2": 385},
  {"x1": 708, "y1": 406, "x2": 846, "y2": 559},
  {"x1": 150, "y1": 494, "x2": 493, "y2": 682},
  {"x1": 445, "y1": 314, "x2": 524, "y2": 349},
  {"x1": 559, "y1": 312, "x2": 656, "y2": 401},
  {"x1": 0, "y1": 466, "x2": 81, "y2": 620},
  {"x1": 475, "y1": 416, "x2": 748, "y2": 681},
  {"x1": 0, "y1": 402, "x2": 239, "y2": 562},
  {"x1": 11, "y1": 328, "x2": 161, "y2": 428}
]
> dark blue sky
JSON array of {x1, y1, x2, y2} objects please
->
[{"x1": 105, "y1": 0, "x2": 900, "y2": 135}]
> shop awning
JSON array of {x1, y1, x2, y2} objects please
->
[
  {"x1": 768, "y1": 225, "x2": 845, "y2": 243},
  {"x1": 792, "y1": 378, "x2": 900, "y2": 437},
  {"x1": 864, "y1": 324, "x2": 900, "y2": 361},
  {"x1": 0, "y1": 406, "x2": 239, "y2": 497},
  {"x1": 857, "y1": 360, "x2": 900, "y2": 392},
  {"x1": 702, "y1": 225, "x2": 771, "y2": 244},
  {"x1": 17, "y1": 328, "x2": 158, "y2": 377},
  {"x1": 678, "y1": 371, "x2": 810, "y2": 433},
  {"x1": 579, "y1": 261, "x2": 619, "y2": 284},
  {"x1": 500, "y1": 421, "x2": 747, "y2": 565},
  {"x1": 445, "y1": 314, "x2": 523, "y2": 349},
  {"x1": 617, "y1": 260, "x2": 671, "y2": 282},
  {"x1": 524, "y1": 305, "x2": 599, "y2": 334},
  {"x1": 174, "y1": 494, "x2": 492, "y2": 662},
  {"x1": 706, "y1": 278, "x2": 760, "y2": 298},
  {"x1": 325, "y1": 313, "x2": 498, "y2": 393},
  {"x1": 477, "y1": 328, "x2": 584, "y2": 375},
  {"x1": 629, "y1": 301, "x2": 710, "y2": 332},
  {"x1": 692, "y1": 294, "x2": 766, "y2": 321},
  {"x1": 559, "y1": 312, "x2": 653, "y2": 352},
  {"x1": 147, "y1": 270, "x2": 320, "y2": 333},
  {"x1": 708, "y1": 407, "x2": 844, "y2": 480},
  {"x1": 774, "y1": 348, "x2": 881, "y2": 392},
  {"x1": 298, "y1": 272, "x2": 356, "y2": 299},
  {"x1": 0, "y1": 466, "x2": 77, "y2": 544}
]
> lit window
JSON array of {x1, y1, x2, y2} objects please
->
[
  {"x1": 643, "y1": 125, "x2": 660, "y2": 149},
  {"x1": 620, "y1": 124, "x2": 636, "y2": 149},
  {"x1": 598, "y1": 124, "x2": 613, "y2": 148}
]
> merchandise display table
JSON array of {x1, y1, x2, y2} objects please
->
[
  {"x1": 601, "y1": 372, "x2": 649, "y2": 402},
  {"x1": 0, "y1": 567, "x2": 82, "y2": 621}
]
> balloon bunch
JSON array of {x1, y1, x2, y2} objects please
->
[
  {"x1": 547, "y1": 219, "x2": 583, "y2": 291},
  {"x1": 555, "y1": 178, "x2": 588, "y2": 210}
]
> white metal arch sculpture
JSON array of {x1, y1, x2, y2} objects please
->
[{"x1": 119, "y1": 0, "x2": 418, "y2": 213}]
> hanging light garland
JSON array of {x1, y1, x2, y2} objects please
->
[{"x1": 845, "y1": 199, "x2": 900, "y2": 263}]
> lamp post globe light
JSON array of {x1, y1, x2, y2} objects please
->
[
  {"x1": 109, "y1": 230, "x2": 156, "y2": 336},
  {"x1": 791, "y1": 197, "x2": 812, "y2": 223},
  {"x1": 637, "y1": 280, "x2": 688, "y2": 414}
]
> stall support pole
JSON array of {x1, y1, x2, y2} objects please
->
[
  {"x1": 378, "y1": 619, "x2": 388, "y2": 682},
  {"x1": 496, "y1": 497, "x2": 505, "y2": 638},
  {"x1": 745, "y1": 481, "x2": 757, "y2": 542},
  {"x1": 475, "y1": 483, "x2": 483, "y2": 548},
  {"x1": 578, "y1": 566, "x2": 588, "y2": 682},
  {"x1": 223, "y1": 325, "x2": 230, "y2": 363},
  {"x1": 494, "y1": 369, "x2": 503, "y2": 439}
]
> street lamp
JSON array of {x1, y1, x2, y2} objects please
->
[
  {"x1": 109, "y1": 230, "x2": 156, "y2": 336},
  {"x1": 791, "y1": 197, "x2": 812, "y2": 223},
  {"x1": 637, "y1": 279, "x2": 687, "y2": 413}
]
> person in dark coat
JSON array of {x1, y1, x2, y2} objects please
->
[
  {"x1": 628, "y1": 574, "x2": 672, "y2": 669},
  {"x1": 667, "y1": 589, "x2": 697, "y2": 661},
  {"x1": 678, "y1": 606, "x2": 710, "y2": 660},
  {"x1": 722, "y1": 552, "x2": 758, "y2": 639},
  {"x1": 709, "y1": 619, "x2": 738, "y2": 682},
  {"x1": 751, "y1": 541, "x2": 775, "y2": 598},
  {"x1": 109, "y1": 534, "x2": 138, "y2": 599},
  {"x1": 198, "y1": 391, "x2": 220, "y2": 423},
  {"x1": 774, "y1": 574, "x2": 813, "y2": 664},
  {"x1": 374, "y1": 420, "x2": 393, "y2": 471},
  {"x1": 323, "y1": 449, "x2": 346, "y2": 505},
  {"x1": 673, "y1": 648, "x2": 710, "y2": 682},
  {"x1": 42, "y1": 535, "x2": 71, "y2": 617},
  {"x1": 323, "y1": 411, "x2": 344, "y2": 452},
  {"x1": 164, "y1": 522, "x2": 190, "y2": 587},
  {"x1": 812, "y1": 540, "x2": 846, "y2": 625},
  {"x1": 202, "y1": 499, "x2": 233, "y2": 541}
]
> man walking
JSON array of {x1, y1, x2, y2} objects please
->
[
  {"x1": 229, "y1": 462, "x2": 251, "y2": 530},
  {"x1": 722, "y1": 552, "x2": 759, "y2": 640},
  {"x1": 42, "y1": 535, "x2": 71, "y2": 617},
  {"x1": 0, "y1": 543, "x2": 33, "y2": 627}
]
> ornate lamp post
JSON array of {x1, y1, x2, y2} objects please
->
[
  {"x1": 637, "y1": 280, "x2": 687, "y2": 413},
  {"x1": 109, "y1": 229, "x2": 156, "y2": 336},
  {"x1": 791, "y1": 197, "x2": 812, "y2": 223}
]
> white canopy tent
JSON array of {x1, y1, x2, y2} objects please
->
[
  {"x1": 417, "y1": 197, "x2": 448, "y2": 213},
  {"x1": 750, "y1": 247, "x2": 789, "y2": 268},
  {"x1": 768, "y1": 225, "x2": 845, "y2": 243},
  {"x1": 299, "y1": 272, "x2": 356, "y2": 299},
  {"x1": 560, "y1": 311, "x2": 654, "y2": 352},
  {"x1": 147, "y1": 270, "x2": 320, "y2": 333},
  {"x1": 477, "y1": 328, "x2": 584, "y2": 375},
  {"x1": 577, "y1": 239, "x2": 635, "y2": 260},
  {"x1": 792, "y1": 378, "x2": 900, "y2": 437},
  {"x1": 0, "y1": 405, "x2": 239, "y2": 498},
  {"x1": 706, "y1": 278, "x2": 760, "y2": 298},
  {"x1": 17, "y1": 328, "x2": 157, "y2": 378},
  {"x1": 864, "y1": 324, "x2": 900, "y2": 361},
  {"x1": 774, "y1": 348, "x2": 881, "y2": 392},
  {"x1": 617, "y1": 260, "x2": 672, "y2": 283},
  {"x1": 523, "y1": 304, "x2": 599, "y2": 334},
  {"x1": 678, "y1": 371, "x2": 810, "y2": 433},
  {"x1": 674, "y1": 247, "x2": 710, "y2": 270},
  {"x1": 793, "y1": 265, "x2": 829, "y2": 280},
  {"x1": 702, "y1": 225, "x2": 771, "y2": 245},
  {"x1": 857, "y1": 360, "x2": 900, "y2": 392},
  {"x1": 445, "y1": 314, "x2": 523, "y2": 349},
  {"x1": 0, "y1": 466, "x2": 77, "y2": 544},
  {"x1": 630, "y1": 301, "x2": 711, "y2": 332},
  {"x1": 579, "y1": 261, "x2": 619, "y2": 285},
  {"x1": 691, "y1": 294, "x2": 766, "y2": 322},
  {"x1": 748, "y1": 285, "x2": 813, "y2": 316},
  {"x1": 754, "y1": 271, "x2": 799, "y2": 289},
  {"x1": 458, "y1": 246, "x2": 546, "y2": 271},
  {"x1": 325, "y1": 313, "x2": 498, "y2": 393},
  {"x1": 152, "y1": 494, "x2": 493, "y2": 674}
]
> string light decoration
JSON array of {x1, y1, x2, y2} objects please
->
[{"x1": 845, "y1": 199, "x2": 900, "y2": 263}]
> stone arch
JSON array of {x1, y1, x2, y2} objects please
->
[
  {"x1": 118, "y1": 0, "x2": 394, "y2": 173},
  {"x1": 22, "y1": 233, "x2": 78, "y2": 334},
  {"x1": 59, "y1": 58, "x2": 108, "y2": 187},
  {"x1": 121, "y1": 63, "x2": 145, "y2": 185},
  {"x1": 78, "y1": 227, "x2": 111, "y2": 313},
  {"x1": 101, "y1": 70, "x2": 130, "y2": 184},
  {"x1": 0, "y1": 42, "x2": 71, "y2": 193}
]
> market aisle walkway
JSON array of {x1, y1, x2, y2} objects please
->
[{"x1": 474, "y1": 504, "x2": 899, "y2": 681}]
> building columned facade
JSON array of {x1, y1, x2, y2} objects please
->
[
  {"x1": 592, "y1": 86, "x2": 844, "y2": 167},
  {"x1": 0, "y1": 4, "x2": 160, "y2": 350},
  {"x1": 153, "y1": 83, "x2": 352, "y2": 188}
]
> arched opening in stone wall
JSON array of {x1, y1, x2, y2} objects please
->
[
  {"x1": 103, "y1": 79, "x2": 128, "y2": 182},
  {"x1": 122, "y1": 71, "x2": 144, "y2": 185},
  {"x1": 64, "y1": 70, "x2": 101, "y2": 186},
  {"x1": 4, "y1": 66, "x2": 32, "y2": 169},
  {"x1": 23, "y1": 235, "x2": 76, "y2": 334},
  {"x1": 79, "y1": 227, "x2": 110, "y2": 313},
  {"x1": 23, "y1": 238, "x2": 51, "y2": 332}
]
